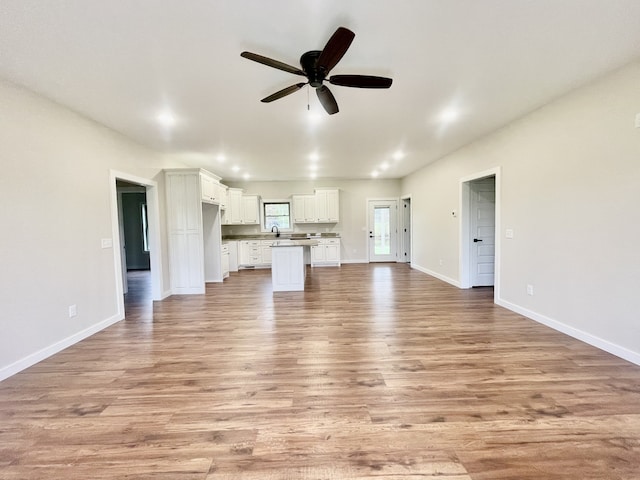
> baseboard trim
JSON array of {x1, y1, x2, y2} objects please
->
[
  {"x1": 340, "y1": 259, "x2": 368, "y2": 264},
  {"x1": 496, "y1": 298, "x2": 640, "y2": 367},
  {"x1": 411, "y1": 263, "x2": 461, "y2": 288},
  {"x1": 0, "y1": 312, "x2": 124, "y2": 381}
]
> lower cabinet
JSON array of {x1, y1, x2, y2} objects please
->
[
  {"x1": 239, "y1": 240, "x2": 273, "y2": 268},
  {"x1": 311, "y1": 238, "x2": 341, "y2": 267},
  {"x1": 221, "y1": 243, "x2": 230, "y2": 279}
]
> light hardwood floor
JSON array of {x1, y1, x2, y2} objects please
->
[{"x1": 1, "y1": 264, "x2": 639, "y2": 479}]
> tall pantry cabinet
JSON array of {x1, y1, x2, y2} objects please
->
[{"x1": 165, "y1": 169, "x2": 225, "y2": 294}]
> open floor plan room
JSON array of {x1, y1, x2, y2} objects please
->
[{"x1": 1, "y1": 264, "x2": 639, "y2": 479}]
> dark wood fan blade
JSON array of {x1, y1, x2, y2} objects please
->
[
  {"x1": 316, "y1": 27, "x2": 355, "y2": 74},
  {"x1": 241, "y1": 51, "x2": 306, "y2": 76},
  {"x1": 261, "y1": 83, "x2": 307, "y2": 103},
  {"x1": 329, "y1": 74, "x2": 393, "y2": 89},
  {"x1": 316, "y1": 85, "x2": 339, "y2": 115}
]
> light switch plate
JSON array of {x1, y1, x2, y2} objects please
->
[
  {"x1": 505, "y1": 229, "x2": 514, "y2": 239},
  {"x1": 101, "y1": 238, "x2": 113, "y2": 249}
]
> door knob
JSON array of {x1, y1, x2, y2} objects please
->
[{"x1": 473, "y1": 238, "x2": 483, "y2": 242}]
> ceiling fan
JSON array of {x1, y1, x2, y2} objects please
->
[{"x1": 240, "y1": 27, "x2": 392, "y2": 115}]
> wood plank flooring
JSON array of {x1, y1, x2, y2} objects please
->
[{"x1": 1, "y1": 264, "x2": 640, "y2": 479}]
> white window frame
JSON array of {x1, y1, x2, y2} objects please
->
[{"x1": 260, "y1": 198, "x2": 293, "y2": 233}]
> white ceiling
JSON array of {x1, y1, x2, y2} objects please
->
[{"x1": 1, "y1": 1, "x2": 640, "y2": 182}]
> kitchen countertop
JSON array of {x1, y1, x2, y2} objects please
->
[
  {"x1": 270, "y1": 239, "x2": 319, "y2": 247},
  {"x1": 223, "y1": 233, "x2": 340, "y2": 240}
]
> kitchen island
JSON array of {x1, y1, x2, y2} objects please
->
[{"x1": 270, "y1": 239, "x2": 319, "y2": 292}]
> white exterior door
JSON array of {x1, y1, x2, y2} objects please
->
[
  {"x1": 368, "y1": 200, "x2": 397, "y2": 262},
  {"x1": 470, "y1": 177, "x2": 495, "y2": 286}
]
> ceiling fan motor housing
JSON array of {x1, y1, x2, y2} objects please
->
[{"x1": 300, "y1": 50, "x2": 325, "y2": 87}]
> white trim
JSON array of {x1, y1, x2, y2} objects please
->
[
  {"x1": 0, "y1": 313, "x2": 122, "y2": 381},
  {"x1": 459, "y1": 167, "x2": 501, "y2": 302},
  {"x1": 365, "y1": 197, "x2": 400, "y2": 263},
  {"x1": 340, "y1": 258, "x2": 369, "y2": 264},
  {"x1": 109, "y1": 170, "x2": 164, "y2": 310},
  {"x1": 412, "y1": 263, "x2": 461, "y2": 288},
  {"x1": 400, "y1": 194, "x2": 412, "y2": 264},
  {"x1": 496, "y1": 298, "x2": 640, "y2": 367}
]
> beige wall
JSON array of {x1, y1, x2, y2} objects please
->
[
  {"x1": 0, "y1": 79, "x2": 185, "y2": 378},
  {"x1": 224, "y1": 179, "x2": 401, "y2": 263},
  {"x1": 402, "y1": 61, "x2": 640, "y2": 363}
]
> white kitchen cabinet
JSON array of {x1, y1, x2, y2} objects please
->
[
  {"x1": 238, "y1": 239, "x2": 273, "y2": 268},
  {"x1": 292, "y1": 189, "x2": 339, "y2": 224},
  {"x1": 242, "y1": 195, "x2": 260, "y2": 224},
  {"x1": 315, "y1": 188, "x2": 339, "y2": 223},
  {"x1": 200, "y1": 170, "x2": 225, "y2": 205},
  {"x1": 219, "y1": 185, "x2": 228, "y2": 210},
  {"x1": 223, "y1": 188, "x2": 243, "y2": 224},
  {"x1": 292, "y1": 194, "x2": 317, "y2": 223},
  {"x1": 260, "y1": 240, "x2": 272, "y2": 265},
  {"x1": 221, "y1": 243, "x2": 230, "y2": 279},
  {"x1": 222, "y1": 189, "x2": 260, "y2": 225},
  {"x1": 311, "y1": 238, "x2": 341, "y2": 267},
  {"x1": 165, "y1": 168, "x2": 224, "y2": 294}
]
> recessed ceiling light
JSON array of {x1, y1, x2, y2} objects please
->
[
  {"x1": 232, "y1": 165, "x2": 240, "y2": 173},
  {"x1": 310, "y1": 172, "x2": 317, "y2": 179},
  {"x1": 309, "y1": 164, "x2": 318, "y2": 171},
  {"x1": 216, "y1": 154, "x2": 226, "y2": 163},
  {"x1": 243, "y1": 173, "x2": 250, "y2": 180},
  {"x1": 308, "y1": 152, "x2": 320, "y2": 162},
  {"x1": 307, "y1": 110, "x2": 323, "y2": 126},
  {"x1": 439, "y1": 107, "x2": 459, "y2": 124},
  {"x1": 380, "y1": 162, "x2": 390, "y2": 171},
  {"x1": 392, "y1": 150, "x2": 405, "y2": 161},
  {"x1": 157, "y1": 110, "x2": 176, "y2": 128},
  {"x1": 371, "y1": 170, "x2": 379, "y2": 178}
]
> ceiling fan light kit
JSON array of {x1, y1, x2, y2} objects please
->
[{"x1": 241, "y1": 27, "x2": 393, "y2": 115}]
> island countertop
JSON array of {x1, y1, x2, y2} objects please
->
[{"x1": 270, "y1": 239, "x2": 319, "y2": 247}]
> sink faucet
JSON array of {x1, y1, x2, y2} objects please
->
[{"x1": 271, "y1": 225, "x2": 280, "y2": 237}]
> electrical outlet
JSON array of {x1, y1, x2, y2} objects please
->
[
  {"x1": 439, "y1": 259, "x2": 443, "y2": 265},
  {"x1": 505, "y1": 229, "x2": 514, "y2": 239},
  {"x1": 68, "y1": 304, "x2": 77, "y2": 317},
  {"x1": 526, "y1": 284, "x2": 534, "y2": 296}
]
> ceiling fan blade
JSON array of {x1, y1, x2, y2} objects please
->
[
  {"x1": 261, "y1": 83, "x2": 307, "y2": 103},
  {"x1": 316, "y1": 27, "x2": 355, "y2": 74},
  {"x1": 241, "y1": 51, "x2": 306, "y2": 76},
  {"x1": 329, "y1": 74, "x2": 393, "y2": 89},
  {"x1": 316, "y1": 85, "x2": 339, "y2": 115}
]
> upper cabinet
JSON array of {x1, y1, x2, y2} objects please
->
[
  {"x1": 200, "y1": 170, "x2": 227, "y2": 206},
  {"x1": 222, "y1": 188, "x2": 260, "y2": 225},
  {"x1": 315, "y1": 188, "x2": 339, "y2": 223},
  {"x1": 292, "y1": 188, "x2": 339, "y2": 223},
  {"x1": 292, "y1": 194, "x2": 316, "y2": 223}
]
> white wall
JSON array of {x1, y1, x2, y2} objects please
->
[
  {"x1": 401, "y1": 61, "x2": 640, "y2": 364},
  {"x1": 224, "y1": 179, "x2": 401, "y2": 263},
  {"x1": 0, "y1": 79, "x2": 185, "y2": 379}
]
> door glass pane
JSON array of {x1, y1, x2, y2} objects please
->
[{"x1": 374, "y1": 207, "x2": 390, "y2": 255}]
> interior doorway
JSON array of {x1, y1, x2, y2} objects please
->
[
  {"x1": 469, "y1": 176, "x2": 495, "y2": 287},
  {"x1": 367, "y1": 199, "x2": 398, "y2": 262},
  {"x1": 109, "y1": 170, "x2": 163, "y2": 321},
  {"x1": 459, "y1": 167, "x2": 501, "y2": 299},
  {"x1": 401, "y1": 196, "x2": 412, "y2": 264},
  {"x1": 117, "y1": 182, "x2": 150, "y2": 297}
]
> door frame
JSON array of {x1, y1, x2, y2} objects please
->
[
  {"x1": 459, "y1": 167, "x2": 501, "y2": 301},
  {"x1": 400, "y1": 195, "x2": 412, "y2": 264},
  {"x1": 109, "y1": 170, "x2": 164, "y2": 320},
  {"x1": 366, "y1": 197, "x2": 399, "y2": 263}
]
